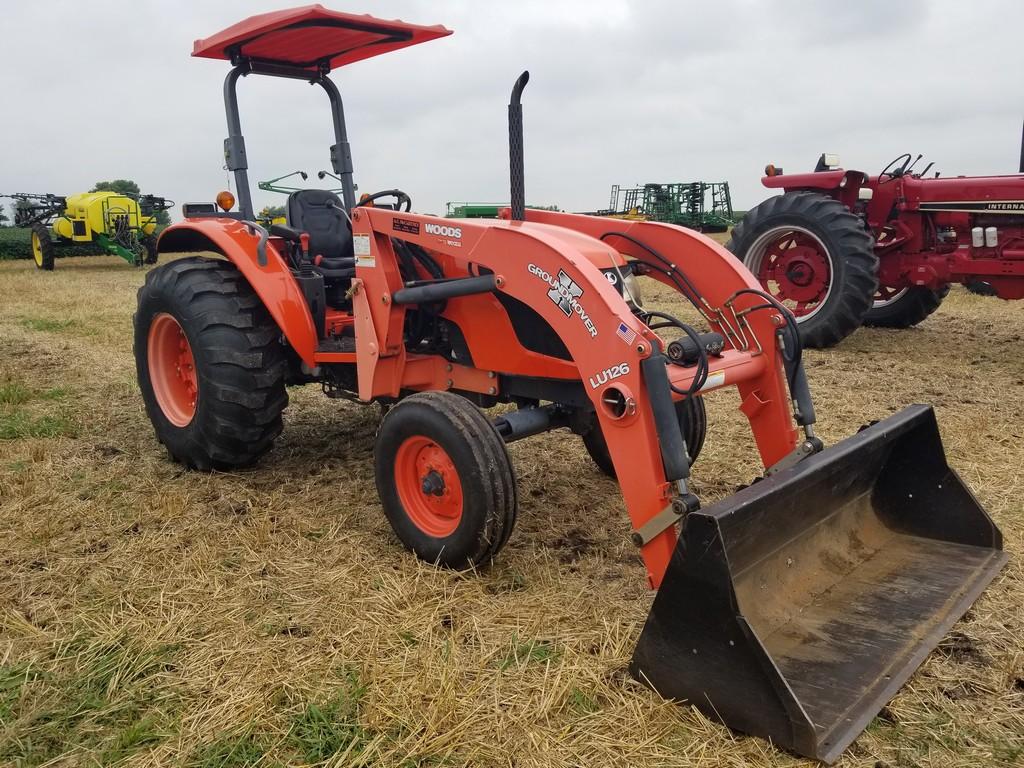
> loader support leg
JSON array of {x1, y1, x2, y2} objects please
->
[
  {"x1": 641, "y1": 352, "x2": 689, "y2": 482},
  {"x1": 736, "y1": 365, "x2": 801, "y2": 471}
]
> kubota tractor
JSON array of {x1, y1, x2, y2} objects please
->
[
  {"x1": 730, "y1": 150, "x2": 1024, "y2": 347},
  {"x1": 1, "y1": 191, "x2": 172, "y2": 270},
  {"x1": 134, "y1": 7, "x2": 1007, "y2": 762}
]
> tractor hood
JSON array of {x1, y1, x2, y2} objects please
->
[{"x1": 192, "y1": 4, "x2": 451, "y2": 71}]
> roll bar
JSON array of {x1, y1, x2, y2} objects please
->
[{"x1": 222, "y1": 60, "x2": 357, "y2": 220}]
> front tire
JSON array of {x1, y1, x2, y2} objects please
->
[
  {"x1": 134, "y1": 257, "x2": 288, "y2": 470},
  {"x1": 727, "y1": 191, "x2": 878, "y2": 348},
  {"x1": 375, "y1": 392, "x2": 518, "y2": 568},
  {"x1": 965, "y1": 280, "x2": 996, "y2": 297},
  {"x1": 30, "y1": 223, "x2": 55, "y2": 271},
  {"x1": 583, "y1": 396, "x2": 707, "y2": 479},
  {"x1": 864, "y1": 284, "x2": 949, "y2": 328}
]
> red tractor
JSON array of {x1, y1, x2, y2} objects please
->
[
  {"x1": 730, "y1": 150, "x2": 1024, "y2": 347},
  {"x1": 133, "y1": 6, "x2": 1006, "y2": 762}
]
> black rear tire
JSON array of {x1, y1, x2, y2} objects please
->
[
  {"x1": 727, "y1": 191, "x2": 878, "y2": 348},
  {"x1": 30, "y1": 223, "x2": 55, "y2": 271},
  {"x1": 864, "y1": 285, "x2": 949, "y2": 328},
  {"x1": 375, "y1": 392, "x2": 518, "y2": 569},
  {"x1": 583, "y1": 396, "x2": 706, "y2": 479},
  {"x1": 134, "y1": 257, "x2": 288, "y2": 470}
]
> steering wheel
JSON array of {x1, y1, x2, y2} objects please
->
[
  {"x1": 355, "y1": 189, "x2": 412, "y2": 212},
  {"x1": 878, "y1": 153, "x2": 913, "y2": 183}
]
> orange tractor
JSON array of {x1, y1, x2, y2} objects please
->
[{"x1": 135, "y1": 6, "x2": 1006, "y2": 762}]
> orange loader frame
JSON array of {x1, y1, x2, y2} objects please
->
[{"x1": 162, "y1": 207, "x2": 804, "y2": 588}]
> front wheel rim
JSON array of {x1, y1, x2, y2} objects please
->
[
  {"x1": 745, "y1": 226, "x2": 834, "y2": 320},
  {"x1": 873, "y1": 285, "x2": 908, "y2": 308},
  {"x1": 394, "y1": 436, "x2": 464, "y2": 537},
  {"x1": 147, "y1": 313, "x2": 198, "y2": 427}
]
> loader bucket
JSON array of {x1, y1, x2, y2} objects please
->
[{"x1": 630, "y1": 405, "x2": 1006, "y2": 763}]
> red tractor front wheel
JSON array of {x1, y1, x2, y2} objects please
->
[
  {"x1": 375, "y1": 391, "x2": 517, "y2": 568},
  {"x1": 864, "y1": 284, "x2": 949, "y2": 328},
  {"x1": 728, "y1": 192, "x2": 878, "y2": 348}
]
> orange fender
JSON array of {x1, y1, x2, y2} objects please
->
[{"x1": 158, "y1": 219, "x2": 318, "y2": 366}]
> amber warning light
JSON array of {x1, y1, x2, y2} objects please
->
[{"x1": 216, "y1": 190, "x2": 236, "y2": 211}]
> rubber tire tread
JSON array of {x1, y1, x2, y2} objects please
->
[
  {"x1": 31, "y1": 223, "x2": 55, "y2": 271},
  {"x1": 583, "y1": 396, "x2": 707, "y2": 480},
  {"x1": 134, "y1": 257, "x2": 288, "y2": 470},
  {"x1": 374, "y1": 391, "x2": 518, "y2": 569},
  {"x1": 727, "y1": 191, "x2": 878, "y2": 348},
  {"x1": 863, "y1": 284, "x2": 949, "y2": 328}
]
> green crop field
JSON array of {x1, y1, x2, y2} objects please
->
[
  {"x1": 0, "y1": 227, "x2": 105, "y2": 261},
  {"x1": 0, "y1": 228, "x2": 32, "y2": 260}
]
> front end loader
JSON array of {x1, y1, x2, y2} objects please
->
[{"x1": 134, "y1": 7, "x2": 1007, "y2": 762}]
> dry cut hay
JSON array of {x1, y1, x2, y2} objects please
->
[{"x1": 0, "y1": 253, "x2": 1021, "y2": 767}]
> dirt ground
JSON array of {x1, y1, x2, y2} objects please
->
[{"x1": 0, "y1": 252, "x2": 1022, "y2": 768}]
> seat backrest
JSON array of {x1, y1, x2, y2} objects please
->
[{"x1": 286, "y1": 189, "x2": 353, "y2": 260}]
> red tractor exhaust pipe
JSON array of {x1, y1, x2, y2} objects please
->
[{"x1": 1018, "y1": 119, "x2": 1023, "y2": 173}]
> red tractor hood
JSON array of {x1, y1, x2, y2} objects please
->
[
  {"x1": 761, "y1": 169, "x2": 867, "y2": 191},
  {"x1": 192, "y1": 4, "x2": 451, "y2": 71},
  {"x1": 901, "y1": 174, "x2": 1024, "y2": 211}
]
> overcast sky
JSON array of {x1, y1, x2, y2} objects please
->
[{"x1": 4, "y1": 0, "x2": 1024, "y2": 220}]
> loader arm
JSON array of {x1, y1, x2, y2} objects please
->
[
  {"x1": 521, "y1": 210, "x2": 801, "y2": 469},
  {"x1": 351, "y1": 207, "x2": 804, "y2": 588}
]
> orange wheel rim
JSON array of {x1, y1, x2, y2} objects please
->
[
  {"x1": 394, "y1": 436, "x2": 464, "y2": 537},
  {"x1": 147, "y1": 313, "x2": 198, "y2": 427}
]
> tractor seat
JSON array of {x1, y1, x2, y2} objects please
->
[{"x1": 286, "y1": 189, "x2": 353, "y2": 261}]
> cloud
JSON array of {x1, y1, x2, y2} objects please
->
[{"x1": 2, "y1": 0, "x2": 1023, "y2": 219}]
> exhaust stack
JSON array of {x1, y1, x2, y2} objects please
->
[
  {"x1": 1019, "y1": 119, "x2": 1023, "y2": 173},
  {"x1": 508, "y1": 71, "x2": 529, "y2": 221}
]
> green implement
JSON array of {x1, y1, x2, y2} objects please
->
[{"x1": 593, "y1": 181, "x2": 735, "y2": 232}]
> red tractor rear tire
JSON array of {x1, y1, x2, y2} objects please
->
[
  {"x1": 728, "y1": 192, "x2": 878, "y2": 348},
  {"x1": 864, "y1": 285, "x2": 949, "y2": 329},
  {"x1": 134, "y1": 257, "x2": 288, "y2": 470},
  {"x1": 583, "y1": 396, "x2": 706, "y2": 479},
  {"x1": 375, "y1": 391, "x2": 518, "y2": 568}
]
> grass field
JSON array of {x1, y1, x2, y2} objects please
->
[{"x1": 1, "y1": 252, "x2": 1022, "y2": 767}]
